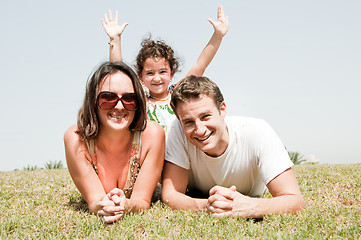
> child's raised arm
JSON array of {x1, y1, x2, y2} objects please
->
[
  {"x1": 186, "y1": 5, "x2": 229, "y2": 77},
  {"x1": 101, "y1": 10, "x2": 128, "y2": 62}
]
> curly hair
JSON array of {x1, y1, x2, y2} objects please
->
[
  {"x1": 135, "y1": 37, "x2": 180, "y2": 76},
  {"x1": 76, "y1": 62, "x2": 147, "y2": 142}
]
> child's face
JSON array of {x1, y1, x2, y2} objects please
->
[{"x1": 140, "y1": 57, "x2": 174, "y2": 98}]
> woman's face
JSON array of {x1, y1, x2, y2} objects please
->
[{"x1": 97, "y1": 71, "x2": 136, "y2": 132}]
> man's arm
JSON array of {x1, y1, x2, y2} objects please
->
[
  {"x1": 262, "y1": 167, "x2": 304, "y2": 215},
  {"x1": 162, "y1": 161, "x2": 208, "y2": 211},
  {"x1": 208, "y1": 168, "x2": 304, "y2": 218}
]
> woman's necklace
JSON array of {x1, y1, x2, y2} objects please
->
[{"x1": 149, "y1": 93, "x2": 170, "y2": 102}]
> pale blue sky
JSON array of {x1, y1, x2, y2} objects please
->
[{"x1": 0, "y1": 0, "x2": 360, "y2": 171}]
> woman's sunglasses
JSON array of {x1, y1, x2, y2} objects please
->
[{"x1": 97, "y1": 91, "x2": 138, "y2": 111}]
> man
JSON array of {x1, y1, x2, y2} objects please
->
[{"x1": 162, "y1": 75, "x2": 304, "y2": 218}]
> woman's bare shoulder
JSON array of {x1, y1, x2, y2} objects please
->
[
  {"x1": 143, "y1": 121, "x2": 165, "y2": 138},
  {"x1": 141, "y1": 121, "x2": 165, "y2": 149},
  {"x1": 64, "y1": 125, "x2": 90, "y2": 166},
  {"x1": 64, "y1": 125, "x2": 79, "y2": 141}
]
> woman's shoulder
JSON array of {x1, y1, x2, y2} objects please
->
[
  {"x1": 64, "y1": 125, "x2": 83, "y2": 147},
  {"x1": 143, "y1": 121, "x2": 164, "y2": 137},
  {"x1": 141, "y1": 121, "x2": 165, "y2": 145},
  {"x1": 64, "y1": 125, "x2": 91, "y2": 164},
  {"x1": 138, "y1": 121, "x2": 165, "y2": 162},
  {"x1": 64, "y1": 125, "x2": 78, "y2": 139}
]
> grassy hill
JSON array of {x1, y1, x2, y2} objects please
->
[{"x1": 1, "y1": 164, "x2": 360, "y2": 239}]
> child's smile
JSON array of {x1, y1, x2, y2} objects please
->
[{"x1": 140, "y1": 57, "x2": 174, "y2": 99}]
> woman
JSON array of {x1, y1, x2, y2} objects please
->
[{"x1": 64, "y1": 62, "x2": 165, "y2": 223}]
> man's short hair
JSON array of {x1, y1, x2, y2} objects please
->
[{"x1": 170, "y1": 75, "x2": 224, "y2": 115}]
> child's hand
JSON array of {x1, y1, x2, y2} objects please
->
[
  {"x1": 101, "y1": 9, "x2": 128, "y2": 40},
  {"x1": 208, "y1": 5, "x2": 229, "y2": 38}
]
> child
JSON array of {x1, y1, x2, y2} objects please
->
[{"x1": 102, "y1": 5, "x2": 229, "y2": 132}]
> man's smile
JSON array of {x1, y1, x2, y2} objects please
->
[{"x1": 194, "y1": 131, "x2": 213, "y2": 142}]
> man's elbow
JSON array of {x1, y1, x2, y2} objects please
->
[
  {"x1": 289, "y1": 194, "x2": 305, "y2": 213},
  {"x1": 295, "y1": 194, "x2": 305, "y2": 211},
  {"x1": 161, "y1": 188, "x2": 181, "y2": 210},
  {"x1": 161, "y1": 189, "x2": 173, "y2": 208}
]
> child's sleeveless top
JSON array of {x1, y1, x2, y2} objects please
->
[
  {"x1": 85, "y1": 131, "x2": 142, "y2": 198},
  {"x1": 146, "y1": 85, "x2": 176, "y2": 133},
  {"x1": 146, "y1": 100, "x2": 176, "y2": 133}
]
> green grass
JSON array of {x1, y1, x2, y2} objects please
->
[{"x1": 1, "y1": 164, "x2": 360, "y2": 239}]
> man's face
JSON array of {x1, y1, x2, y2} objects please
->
[{"x1": 175, "y1": 94, "x2": 229, "y2": 157}]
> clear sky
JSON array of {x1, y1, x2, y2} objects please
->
[{"x1": 0, "y1": 0, "x2": 360, "y2": 171}]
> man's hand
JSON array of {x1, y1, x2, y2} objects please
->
[
  {"x1": 207, "y1": 185, "x2": 236, "y2": 217},
  {"x1": 208, "y1": 169, "x2": 305, "y2": 218},
  {"x1": 208, "y1": 185, "x2": 260, "y2": 218},
  {"x1": 227, "y1": 191, "x2": 259, "y2": 218}
]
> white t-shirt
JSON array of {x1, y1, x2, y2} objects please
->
[{"x1": 165, "y1": 116, "x2": 293, "y2": 197}]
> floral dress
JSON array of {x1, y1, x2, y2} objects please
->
[{"x1": 146, "y1": 100, "x2": 176, "y2": 133}]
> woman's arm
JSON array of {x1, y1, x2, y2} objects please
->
[
  {"x1": 101, "y1": 9, "x2": 128, "y2": 62},
  {"x1": 64, "y1": 125, "x2": 107, "y2": 214},
  {"x1": 186, "y1": 5, "x2": 229, "y2": 77},
  {"x1": 123, "y1": 121, "x2": 165, "y2": 212}
]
